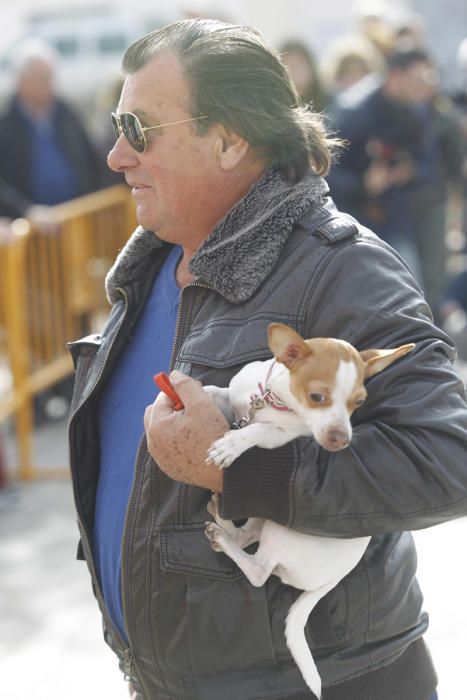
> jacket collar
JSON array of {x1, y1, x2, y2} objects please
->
[{"x1": 106, "y1": 168, "x2": 328, "y2": 305}]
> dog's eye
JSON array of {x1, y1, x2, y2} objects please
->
[
  {"x1": 354, "y1": 398, "x2": 365, "y2": 407},
  {"x1": 310, "y1": 393, "x2": 326, "y2": 403}
]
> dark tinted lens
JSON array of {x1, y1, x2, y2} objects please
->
[
  {"x1": 111, "y1": 113, "x2": 121, "y2": 139},
  {"x1": 121, "y1": 113, "x2": 146, "y2": 153}
]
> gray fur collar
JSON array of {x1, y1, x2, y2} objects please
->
[{"x1": 106, "y1": 168, "x2": 328, "y2": 304}]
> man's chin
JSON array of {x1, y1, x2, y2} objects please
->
[{"x1": 135, "y1": 207, "x2": 157, "y2": 233}]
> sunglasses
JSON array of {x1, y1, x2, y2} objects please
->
[{"x1": 111, "y1": 112, "x2": 209, "y2": 153}]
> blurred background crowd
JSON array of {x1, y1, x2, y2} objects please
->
[{"x1": 0, "y1": 0, "x2": 467, "y2": 477}]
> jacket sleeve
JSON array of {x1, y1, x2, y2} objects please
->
[{"x1": 220, "y1": 236, "x2": 467, "y2": 537}]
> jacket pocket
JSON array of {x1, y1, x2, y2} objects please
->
[
  {"x1": 178, "y1": 320, "x2": 274, "y2": 368},
  {"x1": 306, "y1": 558, "x2": 369, "y2": 648},
  {"x1": 158, "y1": 526, "x2": 277, "y2": 676},
  {"x1": 175, "y1": 318, "x2": 278, "y2": 385}
]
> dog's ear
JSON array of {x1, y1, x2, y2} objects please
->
[
  {"x1": 268, "y1": 323, "x2": 311, "y2": 369},
  {"x1": 360, "y1": 343, "x2": 415, "y2": 378}
]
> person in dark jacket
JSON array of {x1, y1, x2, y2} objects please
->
[
  {"x1": 68, "y1": 19, "x2": 467, "y2": 700},
  {"x1": 0, "y1": 39, "x2": 102, "y2": 230},
  {"x1": 452, "y1": 36, "x2": 467, "y2": 243},
  {"x1": 327, "y1": 48, "x2": 439, "y2": 285}
]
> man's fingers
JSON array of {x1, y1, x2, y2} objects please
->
[
  {"x1": 145, "y1": 372, "x2": 207, "y2": 434},
  {"x1": 170, "y1": 369, "x2": 202, "y2": 388},
  {"x1": 169, "y1": 370, "x2": 207, "y2": 408},
  {"x1": 146, "y1": 393, "x2": 175, "y2": 428}
]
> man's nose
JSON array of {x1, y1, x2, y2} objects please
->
[{"x1": 107, "y1": 136, "x2": 139, "y2": 172}]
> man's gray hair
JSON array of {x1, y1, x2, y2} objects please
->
[{"x1": 122, "y1": 19, "x2": 340, "y2": 181}]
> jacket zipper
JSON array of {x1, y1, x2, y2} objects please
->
[
  {"x1": 168, "y1": 280, "x2": 213, "y2": 371},
  {"x1": 118, "y1": 280, "x2": 213, "y2": 697},
  {"x1": 118, "y1": 281, "x2": 192, "y2": 697}
]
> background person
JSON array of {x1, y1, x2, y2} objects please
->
[
  {"x1": 327, "y1": 48, "x2": 439, "y2": 284},
  {"x1": 279, "y1": 39, "x2": 329, "y2": 113},
  {"x1": 0, "y1": 38, "x2": 106, "y2": 423},
  {"x1": 319, "y1": 34, "x2": 385, "y2": 97},
  {"x1": 68, "y1": 18, "x2": 467, "y2": 700},
  {"x1": 409, "y1": 56, "x2": 464, "y2": 319},
  {"x1": 451, "y1": 36, "x2": 467, "y2": 241},
  {"x1": 0, "y1": 38, "x2": 103, "y2": 232}
]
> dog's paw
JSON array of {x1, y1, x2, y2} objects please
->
[
  {"x1": 205, "y1": 522, "x2": 225, "y2": 552},
  {"x1": 205, "y1": 432, "x2": 242, "y2": 469}
]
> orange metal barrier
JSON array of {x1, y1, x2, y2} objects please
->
[{"x1": 0, "y1": 185, "x2": 136, "y2": 479}]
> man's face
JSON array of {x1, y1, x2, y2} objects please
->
[
  {"x1": 396, "y1": 61, "x2": 437, "y2": 104},
  {"x1": 17, "y1": 58, "x2": 54, "y2": 113},
  {"x1": 107, "y1": 52, "x2": 223, "y2": 247}
]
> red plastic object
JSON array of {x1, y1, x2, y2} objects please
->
[{"x1": 153, "y1": 372, "x2": 184, "y2": 410}]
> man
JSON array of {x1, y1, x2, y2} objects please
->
[
  {"x1": 0, "y1": 39, "x2": 102, "y2": 229},
  {"x1": 68, "y1": 19, "x2": 467, "y2": 700},
  {"x1": 327, "y1": 48, "x2": 439, "y2": 284}
]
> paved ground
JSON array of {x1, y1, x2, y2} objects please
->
[
  {"x1": 0, "y1": 479, "x2": 128, "y2": 700},
  {"x1": 1, "y1": 417, "x2": 466, "y2": 699}
]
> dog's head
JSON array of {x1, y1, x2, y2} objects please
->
[{"x1": 268, "y1": 323, "x2": 415, "y2": 451}]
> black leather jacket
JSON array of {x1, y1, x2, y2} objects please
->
[{"x1": 68, "y1": 173, "x2": 467, "y2": 700}]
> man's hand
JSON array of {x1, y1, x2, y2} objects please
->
[
  {"x1": 144, "y1": 370, "x2": 228, "y2": 492},
  {"x1": 363, "y1": 160, "x2": 393, "y2": 196},
  {"x1": 364, "y1": 157, "x2": 415, "y2": 197}
]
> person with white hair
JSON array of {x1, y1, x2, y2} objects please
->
[
  {"x1": 0, "y1": 37, "x2": 104, "y2": 424},
  {"x1": 0, "y1": 37, "x2": 102, "y2": 231}
]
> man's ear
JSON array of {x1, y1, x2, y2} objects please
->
[
  {"x1": 360, "y1": 343, "x2": 415, "y2": 378},
  {"x1": 215, "y1": 124, "x2": 250, "y2": 170},
  {"x1": 268, "y1": 323, "x2": 311, "y2": 370}
]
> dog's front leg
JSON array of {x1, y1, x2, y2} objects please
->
[{"x1": 206, "y1": 422, "x2": 292, "y2": 469}]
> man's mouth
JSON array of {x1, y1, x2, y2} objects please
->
[{"x1": 130, "y1": 184, "x2": 150, "y2": 195}]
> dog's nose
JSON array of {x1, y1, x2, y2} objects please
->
[{"x1": 327, "y1": 429, "x2": 350, "y2": 450}]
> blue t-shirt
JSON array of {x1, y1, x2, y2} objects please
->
[
  {"x1": 93, "y1": 245, "x2": 181, "y2": 643},
  {"x1": 19, "y1": 105, "x2": 78, "y2": 205}
]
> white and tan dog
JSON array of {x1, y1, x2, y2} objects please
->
[{"x1": 204, "y1": 323, "x2": 414, "y2": 698}]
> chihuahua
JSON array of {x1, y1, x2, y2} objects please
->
[{"x1": 204, "y1": 323, "x2": 414, "y2": 698}]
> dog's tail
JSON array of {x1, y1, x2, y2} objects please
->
[{"x1": 285, "y1": 585, "x2": 334, "y2": 699}]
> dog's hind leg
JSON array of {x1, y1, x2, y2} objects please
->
[
  {"x1": 205, "y1": 522, "x2": 274, "y2": 586},
  {"x1": 207, "y1": 493, "x2": 264, "y2": 548}
]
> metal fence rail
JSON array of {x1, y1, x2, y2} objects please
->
[{"x1": 0, "y1": 184, "x2": 136, "y2": 479}]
